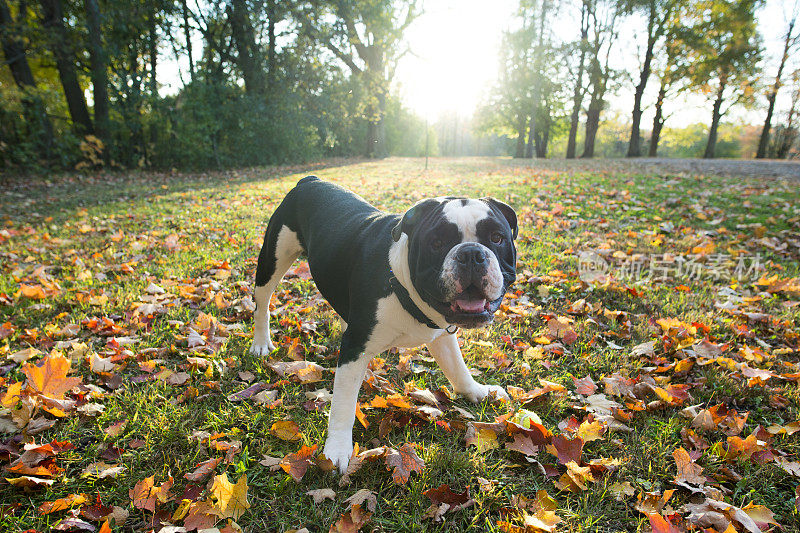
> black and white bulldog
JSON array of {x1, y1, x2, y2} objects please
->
[{"x1": 250, "y1": 176, "x2": 518, "y2": 472}]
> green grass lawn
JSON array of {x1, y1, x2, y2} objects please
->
[{"x1": 1, "y1": 157, "x2": 799, "y2": 532}]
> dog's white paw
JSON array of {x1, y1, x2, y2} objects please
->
[
  {"x1": 249, "y1": 341, "x2": 276, "y2": 356},
  {"x1": 460, "y1": 383, "x2": 509, "y2": 403},
  {"x1": 323, "y1": 436, "x2": 353, "y2": 474}
]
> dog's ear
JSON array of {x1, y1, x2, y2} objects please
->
[
  {"x1": 481, "y1": 197, "x2": 518, "y2": 240},
  {"x1": 392, "y1": 199, "x2": 440, "y2": 242}
]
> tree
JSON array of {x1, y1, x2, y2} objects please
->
[
  {"x1": 0, "y1": 0, "x2": 55, "y2": 157},
  {"x1": 296, "y1": 0, "x2": 418, "y2": 158},
  {"x1": 227, "y1": 0, "x2": 266, "y2": 95},
  {"x1": 522, "y1": 0, "x2": 557, "y2": 158},
  {"x1": 581, "y1": 0, "x2": 618, "y2": 158},
  {"x1": 40, "y1": 0, "x2": 93, "y2": 134},
  {"x1": 624, "y1": 0, "x2": 676, "y2": 157},
  {"x1": 768, "y1": 68, "x2": 800, "y2": 158},
  {"x1": 85, "y1": 0, "x2": 110, "y2": 159},
  {"x1": 755, "y1": 8, "x2": 798, "y2": 158},
  {"x1": 682, "y1": 0, "x2": 761, "y2": 159},
  {"x1": 566, "y1": 0, "x2": 590, "y2": 159},
  {"x1": 648, "y1": 4, "x2": 692, "y2": 156}
]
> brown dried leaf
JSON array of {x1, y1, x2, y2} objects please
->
[
  {"x1": 384, "y1": 443, "x2": 424, "y2": 485},
  {"x1": 306, "y1": 488, "x2": 336, "y2": 504},
  {"x1": 330, "y1": 503, "x2": 371, "y2": 533},
  {"x1": 280, "y1": 444, "x2": 317, "y2": 482}
]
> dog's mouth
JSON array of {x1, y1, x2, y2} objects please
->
[
  {"x1": 450, "y1": 298, "x2": 490, "y2": 314},
  {"x1": 430, "y1": 285, "x2": 501, "y2": 328}
]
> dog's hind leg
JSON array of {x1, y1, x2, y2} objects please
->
[{"x1": 251, "y1": 219, "x2": 303, "y2": 356}]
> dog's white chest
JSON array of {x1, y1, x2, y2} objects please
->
[{"x1": 365, "y1": 294, "x2": 444, "y2": 353}]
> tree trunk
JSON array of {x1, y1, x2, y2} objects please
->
[
  {"x1": 514, "y1": 114, "x2": 526, "y2": 158},
  {"x1": 581, "y1": 56, "x2": 604, "y2": 159},
  {"x1": 41, "y1": 0, "x2": 93, "y2": 134},
  {"x1": 756, "y1": 19, "x2": 794, "y2": 159},
  {"x1": 582, "y1": 105, "x2": 601, "y2": 158},
  {"x1": 566, "y1": 3, "x2": 589, "y2": 159},
  {"x1": 0, "y1": 0, "x2": 54, "y2": 157},
  {"x1": 775, "y1": 84, "x2": 799, "y2": 158},
  {"x1": 227, "y1": 0, "x2": 265, "y2": 95},
  {"x1": 627, "y1": 1, "x2": 657, "y2": 157},
  {"x1": 85, "y1": 0, "x2": 110, "y2": 160},
  {"x1": 181, "y1": 0, "x2": 194, "y2": 82},
  {"x1": 535, "y1": 103, "x2": 551, "y2": 157},
  {"x1": 267, "y1": 0, "x2": 276, "y2": 91},
  {"x1": 365, "y1": 87, "x2": 387, "y2": 158},
  {"x1": 704, "y1": 76, "x2": 726, "y2": 159},
  {"x1": 525, "y1": 112, "x2": 535, "y2": 158},
  {"x1": 526, "y1": 0, "x2": 549, "y2": 160},
  {"x1": 648, "y1": 78, "x2": 667, "y2": 157}
]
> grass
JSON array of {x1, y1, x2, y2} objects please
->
[{"x1": 1, "y1": 157, "x2": 799, "y2": 532}]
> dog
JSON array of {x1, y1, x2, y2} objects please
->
[{"x1": 250, "y1": 176, "x2": 518, "y2": 472}]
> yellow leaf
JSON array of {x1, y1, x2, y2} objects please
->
[
  {"x1": 270, "y1": 420, "x2": 302, "y2": 441},
  {"x1": 211, "y1": 473, "x2": 250, "y2": 520},
  {"x1": 577, "y1": 420, "x2": 604, "y2": 442}
]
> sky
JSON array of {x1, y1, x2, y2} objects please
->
[{"x1": 392, "y1": 0, "x2": 798, "y2": 127}]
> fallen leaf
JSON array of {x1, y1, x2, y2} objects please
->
[
  {"x1": 184, "y1": 456, "x2": 223, "y2": 481},
  {"x1": 82, "y1": 461, "x2": 125, "y2": 479},
  {"x1": 268, "y1": 360, "x2": 324, "y2": 383},
  {"x1": 280, "y1": 444, "x2": 318, "y2": 482},
  {"x1": 465, "y1": 422, "x2": 500, "y2": 452},
  {"x1": 573, "y1": 376, "x2": 597, "y2": 395},
  {"x1": 549, "y1": 435, "x2": 584, "y2": 465},
  {"x1": 330, "y1": 503, "x2": 371, "y2": 533},
  {"x1": 673, "y1": 447, "x2": 706, "y2": 485},
  {"x1": 648, "y1": 513, "x2": 681, "y2": 533},
  {"x1": 270, "y1": 420, "x2": 302, "y2": 441},
  {"x1": 385, "y1": 443, "x2": 424, "y2": 485},
  {"x1": 129, "y1": 476, "x2": 156, "y2": 511},
  {"x1": 23, "y1": 352, "x2": 82, "y2": 399},
  {"x1": 210, "y1": 473, "x2": 250, "y2": 520},
  {"x1": 39, "y1": 493, "x2": 88, "y2": 515},
  {"x1": 306, "y1": 488, "x2": 336, "y2": 504},
  {"x1": 424, "y1": 484, "x2": 471, "y2": 506},
  {"x1": 344, "y1": 489, "x2": 377, "y2": 513}
]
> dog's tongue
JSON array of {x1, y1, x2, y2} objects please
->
[{"x1": 456, "y1": 299, "x2": 486, "y2": 313}]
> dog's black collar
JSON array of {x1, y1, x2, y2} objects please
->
[{"x1": 388, "y1": 275, "x2": 442, "y2": 330}]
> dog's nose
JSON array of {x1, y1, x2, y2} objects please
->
[{"x1": 456, "y1": 245, "x2": 486, "y2": 266}]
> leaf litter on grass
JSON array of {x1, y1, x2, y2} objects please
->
[{"x1": 1, "y1": 159, "x2": 799, "y2": 531}]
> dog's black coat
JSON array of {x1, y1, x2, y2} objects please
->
[
  {"x1": 256, "y1": 176, "x2": 396, "y2": 363},
  {"x1": 255, "y1": 176, "x2": 517, "y2": 365}
]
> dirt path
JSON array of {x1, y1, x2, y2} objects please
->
[{"x1": 504, "y1": 157, "x2": 800, "y2": 180}]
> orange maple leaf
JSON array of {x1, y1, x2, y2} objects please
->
[{"x1": 23, "y1": 352, "x2": 82, "y2": 399}]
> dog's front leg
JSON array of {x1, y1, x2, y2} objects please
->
[
  {"x1": 323, "y1": 348, "x2": 372, "y2": 473},
  {"x1": 427, "y1": 333, "x2": 509, "y2": 403}
]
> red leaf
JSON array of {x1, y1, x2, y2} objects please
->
[
  {"x1": 573, "y1": 376, "x2": 597, "y2": 396},
  {"x1": 550, "y1": 435, "x2": 584, "y2": 465}
]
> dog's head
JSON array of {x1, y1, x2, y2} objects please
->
[{"x1": 392, "y1": 197, "x2": 517, "y2": 328}]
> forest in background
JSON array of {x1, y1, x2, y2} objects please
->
[{"x1": 0, "y1": 0, "x2": 798, "y2": 172}]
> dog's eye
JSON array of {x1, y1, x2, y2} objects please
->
[
  {"x1": 431, "y1": 238, "x2": 443, "y2": 251},
  {"x1": 490, "y1": 232, "x2": 504, "y2": 244}
]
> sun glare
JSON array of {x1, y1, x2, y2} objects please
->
[{"x1": 394, "y1": 0, "x2": 517, "y2": 119}]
